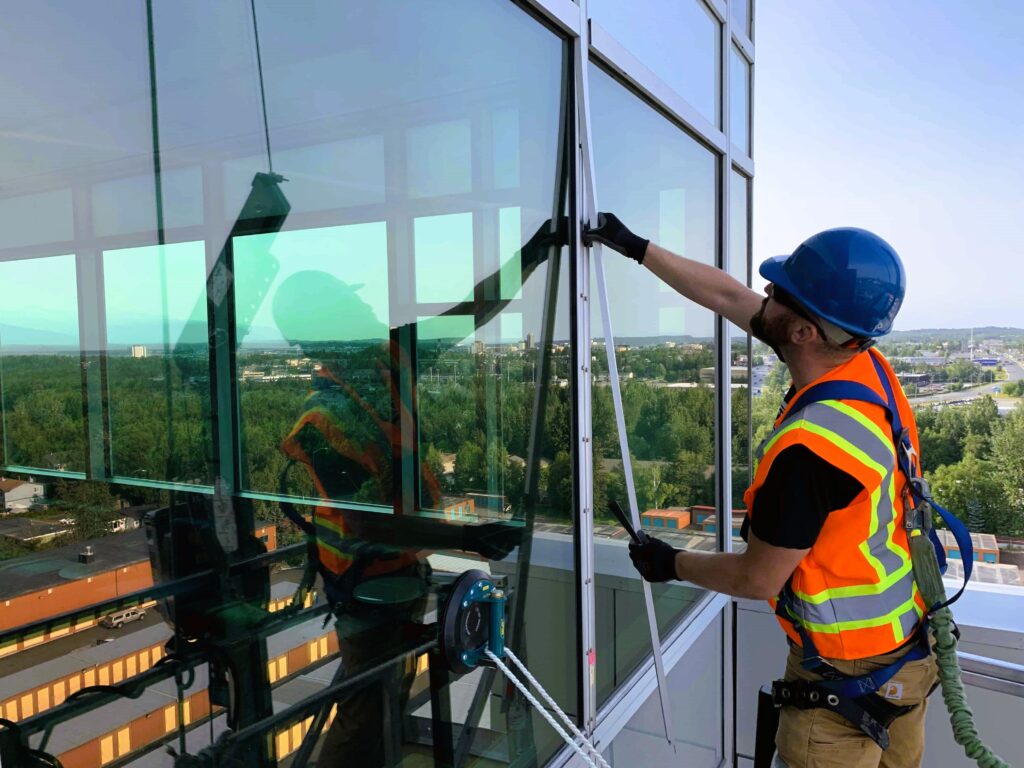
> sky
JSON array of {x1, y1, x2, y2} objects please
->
[{"x1": 753, "y1": 0, "x2": 1024, "y2": 330}]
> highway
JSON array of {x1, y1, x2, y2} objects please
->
[{"x1": 908, "y1": 356, "x2": 1023, "y2": 411}]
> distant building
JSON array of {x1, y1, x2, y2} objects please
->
[
  {"x1": 525, "y1": 333, "x2": 534, "y2": 349},
  {"x1": 472, "y1": 340, "x2": 486, "y2": 355},
  {"x1": 129, "y1": 345, "x2": 148, "y2": 358},
  {"x1": 897, "y1": 372, "x2": 931, "y2": 386},
  {"x1": 641, "y1": 509, "x2": 690, "y2": 531},
  {"x1": 699, "y1": 366, "x2": 748, "y2": 384},
  {"x1": 0, "y1": 478, "x2": 45, "y2": 513},
  {"x1": 933, "y1": 529, "x2": 1000, "y2": 564}
]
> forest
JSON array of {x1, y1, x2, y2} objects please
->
[{"x1": 0, "y1": 336, "x2": 1021, "y2": 567}]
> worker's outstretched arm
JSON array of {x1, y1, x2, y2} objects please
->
[
  {"x1": 628, "y1": 530, "x2": 808, "y2": 601},
  {"x1": 584, "y1": 212, "x2": 763, "y2": 333}
]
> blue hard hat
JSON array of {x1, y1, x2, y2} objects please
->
[{"x1": 758, "y1": 227, "x2": 906, "y2": 338}]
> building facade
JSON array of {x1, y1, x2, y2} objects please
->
[{"x1": 0, "y1": 1, "x2": 756, "y2": 766}]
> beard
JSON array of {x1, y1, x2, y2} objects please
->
[{"x1": 750, "y1": 302, "x2": 790, "y2": 362}]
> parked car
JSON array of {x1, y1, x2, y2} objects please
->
[{"x1": 101, "y1": 607, "x2": 146, "y2": 629}]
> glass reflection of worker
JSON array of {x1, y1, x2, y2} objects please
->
[
  {"x1": 271, "y1": 219, "x2": 563, "y2": 766},
  {"x1": 587, "y1": 214, "x2": 938, "y2": 768}
]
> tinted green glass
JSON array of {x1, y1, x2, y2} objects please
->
[
  {"x1": 589, "y1": 64, "x2": 718, "y2": 704},
  {"x1": 0, "y1": 255, "x2": 84, "y2": 474},
  {"x1": 103, "y1": 242, "x2": 213, "y2": 485},
  {"x1": 0, "y1": 1, "x2": 576, "y2": 766}
]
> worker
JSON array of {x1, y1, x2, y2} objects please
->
[{"x1": 585, "y1": 213, "x2": 939, "y2": 768}]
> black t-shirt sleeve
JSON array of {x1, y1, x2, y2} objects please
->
[{"x1": 742, "y1": 444, "x2": 863, "y2": 549}]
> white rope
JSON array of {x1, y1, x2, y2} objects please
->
[
  {"x1": 485, "y1": 650, "x2": 602, "y2": 768},
  {"x1": 503, "y1": 649, "x2": 611, "y2": 768}
]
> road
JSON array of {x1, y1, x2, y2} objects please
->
[
  {"x1": 0, "y1": 566, "x2": 309, "y2": 681},
  {"x1": 0, "y1": 607, "x2": 168, "y2": 680},
  {"x1": 908, "y1": 357, "x2": 1023, "y2": 411}
]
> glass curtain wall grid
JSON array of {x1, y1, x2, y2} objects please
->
[{"x1": 0, "y1": 0, "x2": 753, "y2": 766}]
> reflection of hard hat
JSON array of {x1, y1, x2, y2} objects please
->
[
  {"x1": 759, "y1": 227, "x2": 906, "y2": 338},
  {"x1": 272, "y1": 270, "x2": 387, "y2": 344}
]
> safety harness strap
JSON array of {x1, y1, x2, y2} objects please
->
[{"x1": 769, "y1": 679, "x2": 914, "y2": 750}]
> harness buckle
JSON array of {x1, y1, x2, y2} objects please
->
[{"x1": 904, "y1": 476, "x2": 933, "y2": 533}]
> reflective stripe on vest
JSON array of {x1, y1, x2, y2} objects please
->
[{"x1": 747, "y1": 352, "x2": 924, "y2": 658}]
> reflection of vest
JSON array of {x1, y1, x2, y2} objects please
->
[
  {"x1": 744, "y1": 349, "x2": 926, "y2": 660},
  {"x1": 281, "y1": 367, "x2": 437, "y2": 580}
]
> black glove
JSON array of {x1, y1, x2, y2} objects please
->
[
  {"x1": 583, "y1": 212, "x2": 649, "y2": 264},
  {"x1": 463, "y1": 521, "x2": 524, "y2": 562},
  {"x1": 628, "y1": 534, "x2": 679, "y2": 583},
  {"x1": 520, "y1": 216, "x2": 570, "y2": 275}
]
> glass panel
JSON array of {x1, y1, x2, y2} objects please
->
[
  {"x1": 103, "y1": 241, "x2": 213, "y2": 484},
  {"x1": 590, "y1": 0, "x2": 721, "y2": 127},
  {"x1": 589, "y1": 65, "x2": 718, "y2": 704},
  {"x1": 729, "y1": 172, "x2": 751, "y2": 518},
  {"x1": 222, "y1": 0, "x2": 576, "y2": 765},
  {"x1": 0, "y1": 254, "x2": 84, "y2": 473},
  {"x1": 733, "y1": 0, "x2": 751, "y2": 39},
  {"x1": 92, "y1": 167, "x2": 203, "y2": 237},
  {"x1": 0, "y1": 2, "x2": 575, "y2": 768},
  {"x1": 731, "y1": 44, "x2": 751, "y2": 156},
  {"x1": 603, "y1": 613, "x2": 724, "y2": 767}
]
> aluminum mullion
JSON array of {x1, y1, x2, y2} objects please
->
[
  {"x1": 720, "y1": 6, "x2": 738, "y2": 766},
  {"x1": 519, "y1": 0, "x2": 582, "y2": 37},
  {"x1": 748, "y1": 22, "x2": 756, "y2": 162},
  {"x1": 704, "y1": 0, "x2": 728, "y2": 25},
  {"x1": 733, "y1": 152, "x2": 755, "y2": 177},
  {"x1": 732, "y1": 29, "x2": 755, "y2": 63},
  {"x1": 588, "y1": 21, "x2": 728, "y2": 155},
  {"x1": 573, "y1": 0, "x2": 597, "y2": 736}
]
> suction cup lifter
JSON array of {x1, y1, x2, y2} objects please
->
[
  {"x1": 438, "y1": 569, "x2": 507, "y2": 675},
  {"x1": 438, "y1": 571, "x2": 610, "y2": 768}
]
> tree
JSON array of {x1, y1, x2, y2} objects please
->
[
  {"x1": 928, "y1": 454, "x2": 1008, "y2": 536},
  {"x1": 453, "y1": 441, "x2": 486, "y2": 493},
  {"x1": 990, "y1": 408, "x2": 1024, "y2": 537},
  {"x1": 545, "y1": 451, "x2": 573, "y2": 519}
]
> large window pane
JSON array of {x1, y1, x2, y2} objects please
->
[
  {"x1": 0, "y1": 255, "x2": 84, "y2": 473},
  {"x1": 731, "y1": 44, "x2": 751, "y2": 155},
  {"x1": 221, "y1": 1, "x2": 576, "y2": 764},
  {"x1": 589, "y1": 65, "x2": 718, "y2": 704},
  {"x1": 103, "y1": 242, "x2": 213, "y2": 485},
  {"x1": 0, "y1": 2, "x2": 576, "y2": 767},
  {"x1": 733, "y1": 0, "x2": 752, "y2": 40},
  {"x1": 590, "y1": 0, "x2": 721, "y2": 126}
]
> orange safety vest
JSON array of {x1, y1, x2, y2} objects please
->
[
  {"x1": 281, "y1": 366, "x2": 440, "y2": 580},
  {"x1": 744, "y1": 348, "x2": 927, "y2": 660}
]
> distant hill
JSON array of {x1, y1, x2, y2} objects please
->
[
  {"x1": 886, "y1": 327, "x2": 1024, "y2": 343},
  {"x1": 0, "y1": 323, "x2": 78, "y2": 347}
]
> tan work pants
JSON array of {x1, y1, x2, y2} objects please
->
[{"x1": 775, "y1": 644, "x2": 939, "y2": 768}]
